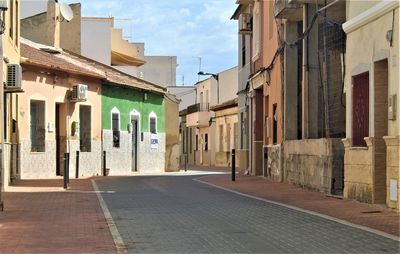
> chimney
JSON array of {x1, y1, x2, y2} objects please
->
[{"x1": 46, "y1": 1, "x2": 61, "y2": 49}]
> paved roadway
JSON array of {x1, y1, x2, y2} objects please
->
[{"x1": 95, "y1": 175, "x2": 399, "y2": 254}]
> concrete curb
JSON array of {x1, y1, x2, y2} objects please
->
[
  {"x1": 194, "y1": 176, "x2": 400, "y2": 242},
  {"x1": 91, "y1": 179, "x2": 128, "y2": 254}
]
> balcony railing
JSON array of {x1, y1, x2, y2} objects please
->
[{"x1": 187, "y1": 103, "x2": 210, "y2": 114}]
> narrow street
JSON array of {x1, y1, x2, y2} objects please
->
[{"x1": 95, "y1": 175, "x2": 399, "y2": 254}]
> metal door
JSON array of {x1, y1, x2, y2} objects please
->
[{"x1": 131, "y1": 118, "x2": 138, "y2": 172}]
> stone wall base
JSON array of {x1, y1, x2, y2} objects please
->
[
  {"x1": 283, "y1": 138, "x2": 344, "y2": 194},
  {"x1": 264, "y1": 144, "x2": 283, "y2": 182}
]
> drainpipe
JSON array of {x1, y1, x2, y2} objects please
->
[
  {"x1": 302, "y1": 4, "x2": 309, "y2": 139},
  {"x1": 0, "y1": 24, "x2": 3, "y2": 211}
]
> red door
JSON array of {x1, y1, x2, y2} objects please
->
[{"x1": 352, "y1": 72, "x2": 369, "y2": 147}]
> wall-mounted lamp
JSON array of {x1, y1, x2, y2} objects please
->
[
  {"x1": 208, "y1": 117, "x2": 216, "y2": 127},
  {"x1": 143, "y1": 92, "x2": 148, "y2": 101},
  {"x1": 198, "y1": 71, "x2": 220, "y2": 104}
]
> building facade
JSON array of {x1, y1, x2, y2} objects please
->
[
  {"x1": 1, "y1": 0, "x2": 21, "y2": 192},
  {"x1": 182, "y1": 67, "x2": 238, "y2": 168},
  {"x1": 211, "y1": 99, "x2": 239, "y2": 167},
  {"x1": 232, "y1": 3, "x2": 251, "y2": 174},
  {"x1": 342, "y1": 0, "x2": 399, "y2": 210},
  {"x1": 232, "y1": 0, "x2": 347, "y2": 194},
  {"x1": 19, "y1": 40, "x2": 104, "y2": 179},
  {"x1": 101, "y1": 82, "x2": 166, "y2": 174}
]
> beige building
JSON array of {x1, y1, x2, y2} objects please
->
[
  {"x1": 1, "y1": 0, "x2": 21, "y2": 195},
  {"x1": 211, "y1": 99, "x2": 239, "y2": 167},
  {"x1": 19, "y1": 39, "x2": 104, "y2": 179},
  {"x1": 181, "y1": 67, "x2": 238, "y2": 168},
  {"x1": 342, "y1": 0, "x2": 399, "y2": 210}
]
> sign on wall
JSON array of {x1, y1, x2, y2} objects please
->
[{"x1": 150, "y1": 134, "x2": 159, "y2": 149}]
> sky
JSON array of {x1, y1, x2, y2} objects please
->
[{"x1": 21, "y1": 0, "x2": 238, "y2": 86}]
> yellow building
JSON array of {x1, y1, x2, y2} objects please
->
[
  {"x1": 342, "y1": 0, "x2": 399, "y2": 210},
  {"x1": 0, "y1": 0, "x2": 21, "y2": 208}
]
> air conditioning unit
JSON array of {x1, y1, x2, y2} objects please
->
[
  {"x1": 0, "y1": 0, "x2": 8, "y2": 11},
  {"x1": 6, "y1": 64, "x2": 22, "y2": 89},
  {"x1": 71, "y1": 84, "x2": 88, "y2": 101},
  {"x1": 239, "y1": 13, "x2": 252, "y2": 35}
]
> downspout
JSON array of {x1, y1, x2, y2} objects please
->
[
  {"x1": 302, "y1": 4, "x2": 309, "y2": 139},
  {"x1": 0, "y1": 21, "x2": 3, "y2": 211}
]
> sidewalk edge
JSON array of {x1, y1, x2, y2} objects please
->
[
  {"x1": 193, "y1": 176, "x2": 400, "y2": 242},
  {"x1": 91, "y1": 179, "x2": 128, "y2": 254}
]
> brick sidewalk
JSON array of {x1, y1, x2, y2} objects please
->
[
  {"x1": 200, "y1": 174, "x2": 400, "y2": 237},
  {"x1": 0, "y1": 178, "x2": 117, "y2": 254}
]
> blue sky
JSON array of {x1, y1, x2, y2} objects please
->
[{"x1": 22, "y1": 0, "x2": 238, "y2": 86}]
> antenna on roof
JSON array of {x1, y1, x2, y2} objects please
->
[{"x1": 59, "y1": 2, "x2": 74, "y2": 22}]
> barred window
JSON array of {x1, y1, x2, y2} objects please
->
[
  {"x1": 112, "y1": 112, "x2": 120, "y2": 148},
  {"x1": 79, "y1": 105, "x2": 91, "y2": 152},
  {"x1": 30, "y1": 100, "x2": 45, "y2": 152},
  {"x1": 149, "y1": 112, "x2": 157, "y2": 134}
]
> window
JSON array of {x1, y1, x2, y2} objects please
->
[
  {"x1": 30, "y1": 100, "x2": 45, "y2": 152},
  {"x1": 9, "y1": 0, "x2": 13, "y2": 39},
  {"x1": 195, "y1": 134, "x2": 199, "y2": 151},
  {"x1": 352, "y1": 72, "x2": 369, "y2": 147},
  {"x1": 15, "y1": 0, "x2": 19, "y2": 46},
  {"x1": 111, "y1": 109, "x2": 120, "y2": 148},
  {"x1": 205, "y1": 133, "x2": 208, "y2": 151},
  {"x1": 219, "y1": 125, "x2": 223, "y2": 152},
  {"x1": 149, "y1": 112, "x2": 157, "y2": 134},
  {"x1": 273, "y1": 104, "x2": 278, "y2": 145},
  {"x1": 79, "y1": 105, "x2": 91, "y2": 152}
]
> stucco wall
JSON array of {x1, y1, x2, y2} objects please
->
[
  {"x1": 102, "y1": 83, "x2": 165, "y2": 132},
  {"x1": 81, "y1": 18, "x2": 112, "y2": 66},
  {"x1": 165, "y1": 96, "x2": 180, "y2": 172},
  {"x1": 19, "y1": 68, "x2": 103, "y2": 179},
  {"x1": 137, "y1": 56, "x2": 177, "y2": 87},
  {"x1": 102, "y1": 83, "x2": 166, "y2": 173},
  {"x1": 218, "y1": 67, "x2": 239, "y2": 105},
  {"x1": 21, "y1": 3, "x2": 81, "y2": 54},
  {"x1": 345, "y1": 7, "x2": 399, "y2": 140},
  {"x1": 167, "y1": 86, "x2": 196, "y2": 112},
  {"x1": 344, "y1": 3, "x2": 399, "y2": 208}
]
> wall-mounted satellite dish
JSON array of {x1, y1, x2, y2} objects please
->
[{"x1": 59, "y1": 3, "x2": 74, "y2": 22}]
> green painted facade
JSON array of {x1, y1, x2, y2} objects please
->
[{"x1": 102, "y1": 82, "x2": 165, "y2": 132}]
